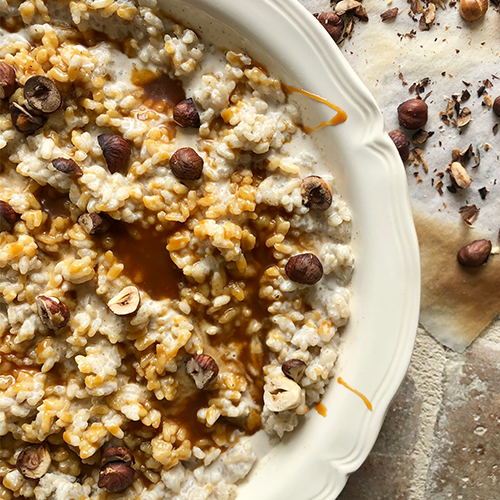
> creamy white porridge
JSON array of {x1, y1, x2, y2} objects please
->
[{"x1": 0, "y1": 1, "x2": 353, "y2": 498}]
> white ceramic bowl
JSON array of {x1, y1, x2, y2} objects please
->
[{"x1": 162, "y1": 0, "x2": 421, "y2": 498}]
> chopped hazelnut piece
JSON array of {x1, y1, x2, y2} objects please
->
[
  {"x1": 459, "y1": 205, "x2": 479, "y2": 226},
  {"x1": 101, "y1": 447, "x2": 135, "y2": 466},
  {"x1": 16, "y1": 444, "x2": 51, "y2": 480},
  {"x1": 388, "y1": 130, "x2": 410, "y2": 162},
  {"x1": 264, "y1": 375, "x2": 302, "y2": 412},
  {"x1": 10, "y1": 103, "x2": 47, "y2": 135},
  {"x1": 98, "y1": 134, "x2": 131, "y2": 173},
  {"x1": 186, "y1": 354, "x2": 219, "y2": 389},
  {"x1": 51, "y1": 157, "x2": 82, "y2": 176},
  {"x1": 169, "y1": 147, "x2": 204, "y2": 180},
  {"x1": 36, "y1": 295, "x2": 70, "y2": 330},
  {"x1": 449, "y1": 162, "x2": 472, "y2": 189},
  {"x1": 301, "y1": 176, "x2": 333, "y2": 211},
  {"x1": 0, "y1": 200, "x2": 17, "y2": 232},
  {"x1": 173, "y1": 98, "x2": 200, "y2": 128},
  {"x1": 0, "y1": 62, "x2": 16, "y2": 99},
  {"x1": 98, "y1": 462, "x2": 134, "y2": 492},
  {"x1": 314, "y1": 12, "x2": 344, "y2": 43},
  {"x1": 282, "y1": 359, "x2": 307, "y2": 382},
  {"x1": 24, "y1": 76, "x2": 62, "y2": 114},
  {"x1": 285, "y1": 253, "x2": 323, "y2": 285},
  {"x1": 380, "y1": 7, "x2": 399, "y2": 21},
  {"x1": 457, "y1": 239, "x2": 492, "y2": 267},
  {"x1": 78, "y1": 213, "x2": 107, "y2": 235},
  {"x1": 107, "y1": 286, "x2": 140, "y2": 315}
]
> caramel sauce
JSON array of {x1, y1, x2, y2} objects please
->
[
  {"x1": 35, "y1": 185, "x2": 72, "y2": 222},
  {"x1": 99, "y1": 220, "x2": 184, "y2": 301},
  {"x1": 282, "y1": 84, "x2": 347, "y2": 132},
  {"x1": 315, "y1": 401, "x2": 328, "y2": 417},
  {"x1": 338, "y1": 377, "x2": 373, "y2": 412},
  {"x1": 131, "y1": 68, "x2": 185, "y2": 110}
]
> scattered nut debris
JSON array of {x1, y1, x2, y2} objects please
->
[
  {"x1": 36, "y1": 295, "x2": 70, "y2": 330},
  {"x1": 457, "y1": 107, "x2": 471, "y2": 128},
  {"x1": 0, "y1": 61, "x2": 16, "y2": 99},
  {"x1": 314, "y1": 12, "x2": 344, "y2": 42},
  {"x1": 186, "y1": 354, "x2": 219, "y2": 389},
  {"x1": 10, "y1": 103, "x2": 47, "y2": 135},
  {"x1": 24, "y1": 76, "x2": 62, "y2": 114},
  {"x1": 169, "y1": 147, "x2": 204, "y2": 180},
  {"x1": 388, "y1": 130, "x2": 410, "y2": 162},
  {"x1": 478, "y1": 186, "x2": 489, "y2": 199},
  {"x1": 459, "y1": 205, "x2": 480, "y2": 226},
  {"x1": 78, "y1": 213, "x2": 107, "y2": 235},
  {"x1": 98, "y1": 134, "x2": 131, "y2": 173},
  {"x1": 380, "y1": 7, "x2": 398, "y2": 21},
  {"x1": 411, "y1": 129, "x2": 433, "y2": 145},
  {"x1": 16, "y1": 444, "x2": 51, "y2": 480},
  {"x1": 264, "y1": 375, "x2": 302, "y2": 412},
  {"x1": 457, "y1": 239, "x2": 492, "y2": 267},
  {"x1": 0, "y1": 200, "x2": 17, "y2": 232},
  {"x1": 449, "y1": 162, "x2": 472, "y2": 189},
  {"x1": 107, "y1": 286, "x2": 140, "y2": 315},
  {"x1": 285, "y1": 253, "x2": 324, "y2": 285},
  {"x1": 51, "y1": 158, "x2": 82, "y2": 176},
  {"x1": 483, "y1": 93, "x2": 493, "y2": 107},
  {"x1": 98, "y1": 461, "x2": 135, "y2": 493},
  {"x1": 173, "y1": 98, "x2": 201, "y2": 128},
  {"x1": 300, "y1": 176, "x2": 333, "y2": 210},
  {"x1": 459, "y1": 0, "x2": 488, "y2": 20},
  {"x1": 398, "y1": 98, "x2": 428, "y2": 129},
  {"x1": 282, "y1": 359, "x2": 307, "y2": 382}
]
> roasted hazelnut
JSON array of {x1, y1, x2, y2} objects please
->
[
  {"x1": 186, "y1": 354, "x2": 219, "y2": 390},
  {"x1": 459, "y1": 0, "x2": 488, "y2": 21},
  {"x1": 78, "y1": 213, "x2": 107, "y2": 235},
  {"x1": 301, "y1": 176, "x2": 333, "y2": 211},
  {"x1": 169, "y1": 147, "x2": 204, "y2": 180},
  {"x1": 24, "y1": 76, "x2": 62, "y2": 114},
  {"x1": 314, "y1": 12, "x2": 344, "y2": 43},
  {"x1": 98, "y1": 134, "x2": 131, "y2": 173},
  {"x1": 0, "y1": 62, "x2": 16, "y2": 99},
  {"x1": 173, "y1": 98, "x2": 201, "y2": 128},
  {"x1": 51, "y1": 157, "x2": 82, "y2": 176},
  {"x1": 282, "y1": 359, "x2": 307, "y2": 382},
  {"x1": 0, "y1": 200, "x2": 17, "y2": 232},
  {"x1": 285, "y1": 253, "x2": 323, "y2": 285},
  {"x1": 101, "y1": 447, "x2": 135, "y2": 466},
  {"x1": 449, "y1": 162, "x2": 472, "y2": 189},
  {"x1": 388, "y1": 130, "x2": 410, "y2": 163},
  {"x1": 493, "y1": 96, "x2": 500, "y2": 117},
  {"x1": 36, "y1": 295, "x2": 70, "y2": 330},
  {"x1": 107, "y1": 286, "x2": 140, "y2": 315},
  {"x1": 98, "y1": 461, "x2": 134, "y2": 492},
  {"x1": 10, "y1": 103, "x2": 47, "y2": 135},
  {"x1": 264, "y1": 375, "x2": 302, "y2": 412},
  {"x1": 457, "y1": 239, "x2": 492, "y2": 267},
  {"x1": 397, "y1": 98, "x2": 428, "y2": 130},
  {"x1": 16, "y1": 444, "x2": 51, "y2": 480}
]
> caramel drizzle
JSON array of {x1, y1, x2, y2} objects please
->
[
  {"x1": 283, "y1": 84, "x2": 348, "y2": 132},
  {"x1": 337, "y1": 376, "x2": 373, "y2": 412},
  {"x1": 315, "y1": 401, "x2": 328, "y2": 417}
]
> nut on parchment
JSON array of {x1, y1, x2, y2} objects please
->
[
  {"x1": 450, "y1": 162, "x2": 472, "y2": 189},
  {"x1": 301, "y1": 176, "x2": 333, "y2": 210},
  {"x1": 173, "y1": 98, "x2": 200, "y2": 128},
  {"x1": 314, "y1": 12, "x2": 344, "y2": 43},
  {"x1": 493, "y1": 96, "x2": 500, "y2": 117},
  {"x1": 24, "y1": 76, "x2": 62, "y2": 114},
  {"x1": 52, "y1": 157, "x2": 82, "y2": 176},
  {"x1": 0, "y1": 62, "x2": 16, "y2": 99},
  {"x1": 388, "y1": 130, "x2": 410, "y2": 162},
  {"x1": 457, "y1": 239, "x2": 492, "y2": 267},
  {"x1": 98, "y1": 461, "x2": 134, "y2": 492},
  {"x1": 0, "y1": 200, "x2": 17, "y2": 232},
  {"x1": 101, "y1": 447, "x2": 135, "y2": 466},
  {"x1": 186, "y1": 354, "x2": 219, "y2": 389},
  {"x1": 459, "y1": 0, "x2": 488, "y2": 21},
  {"x1": 282, "y1": 359, "x2": 307, "y2": 382},
  {"x1": 107, "y1": 286, "x2": 140, "y2": 315},
  {"x1": 10, "y1": 103, "x2": 47, "y2": 135},
  {"x1": 264, "y1": 375, "x2": 302, "y2": 412},
  {"x1": 285, "y1": 253, "x2": 324, "y2": 285},
  {"x1": 16, "y1": 444, "x2": 51, "y2": 480},
  {"x1": 169, "y1": 147, "x2": 204, "y2": 180},
  {"x1": 78, "y1": 213, "x2": 107, "y2": 235},
  {"x1": 98, "y1": 134, "x2": 131, "y2": 173},
  {"x1": 36, "y1": 295, "x2": 70, "y2": 330},
  {"x1": 397, "y1": 98, "x2": 428, "y2": 129}
]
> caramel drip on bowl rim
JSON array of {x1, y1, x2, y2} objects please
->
[
  {"x1": 282, "y1": 84, "x2": 348, "y2": 132},
  {"x1": 337, "y1": 376, "x2": 373, "y2": 412}
]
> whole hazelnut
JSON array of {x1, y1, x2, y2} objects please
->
[
  {"x1": 98, "y1": 462, "x2": 134, "y2": 492},
  {"x1": 51, "y1": 157, "x2": 82, "y2": 176},
  {"x1": 397, "y1": 98, "x2": 428, "y2": 129},
  {"x1": 457, "y1": 239, "x2": 492, "y2": 267},
  {"x1": 98, "y1": 134, "x2": 131, "y2": 173},
  {"x1": 0, "y1": 200, "x2": 17, "y2": 232},
  {"x1": 101, "y1": 447, "x2": 135, "y2": 466},
  {"x1": 173, "y1": 98, "x2": 200, "y2": 128},
  {"x1": 16, "y1": 444, "x2": 51, "y2": 480},
  {"x1": 169, "y1": 147, "x2": 204, "y2": 180},
  {"x1": 493, "y1": 96, "x2": 500, "y2": 117},
  {"x1": 459, "y1": 0, "x2": 488, "y2": 21},
  {"x1": 36, "y1": 295, "x2": 70, "y2": 330},
  {"x1": 0, "y1": 62, "x2": 16, "y2": 99},
  {"x1": 388, "y1": 130, "x2": 410, "y2": 163},
  {"x1": 314, "y1": 12, "x2": 344, "y2": 43},
  {"x1": 285, "y1": 253, "x2": 324, "y2": 285},
  {"x1": 186, "y1": 354, "x2": 219, "y2": 389},
  {"x1": 24, "y1": 76, "x2": 62, "y2": 114},
  {"x1": 300, "y1": 176, "x2": 333, "y2": 211}
]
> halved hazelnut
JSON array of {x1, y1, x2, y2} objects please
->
[
  {"x1": 264, "y1": 375, "x2": 302, "y2": 412},
  {"x1": 98, "y1": 134, "x2": 131, "y2": 173},
  {"x1": 301, "y1": 176, "x2": 333, "y2": 211},
  {"x1": 101, "y1": 447, "x2": 135, "y2": 466},
  {"x1": 36, "y1": 295, "x2": 70, "y2": 330},
  {"x1": 457, "y1": 239, "x2": 492, "y2": 267},
  {"x1": 173, "y1": 98, "x2": 201, "y2": 128},
  {"x1": 0, "y1": 200, "x2": 17, "y2": 232},
  {"x1": 107, "y1": 286, "x2": 140, "y2": 315},
  {"x1": 10, "y1": 103, "x2": 47, "y2": 135},
  {"x1": 51, "y1": 158, "x2": 82, "y2": 176},
  {"x1": 78, "y1": 213, "x2": 107, "y2": 235},
  {"x1": 397, "y1": 98, "x2": 428, "y2": 129},
  {"x1": 186, "y1": 354, "x2": 219, "y2": 390},
  {"x1": 24, "y1": 76, "x2": 62, "y2": 114},
  {"x1": 282, "y1": 359, "x2": 307, "y2": 382},
  {"x1": 169, "y1": 147, "x2": 204, "y2": 180},
  {"x1": 285, "y1": 253, "x2": 323, "y2": 285},
  {"x1": 98, "y1": 461, "x2": 134, "y2": 492},
  {"x1": 0, "y1": 62, "x2": 16, "y2": 99},
  {"x1": 16, "y1": 444, "x2": 51, "y2": 480}
]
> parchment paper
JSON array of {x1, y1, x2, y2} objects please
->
[{"x1": 299, "y1": 0, "x2": 500, "y2": 352}]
